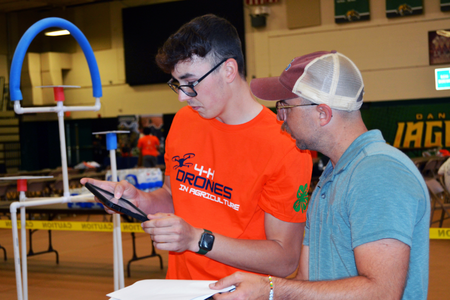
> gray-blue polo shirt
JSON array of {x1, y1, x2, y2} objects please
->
[{"x1": 304, "y1": 130, "x2": 430, "y2": 300}]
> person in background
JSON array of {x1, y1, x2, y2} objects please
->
[
  {"x1": 210, "y1": 51, "x2": 430, "y2": 300},
  {"x1": 438, "y1": 156, "x2": 450, "y2": 192},
  {"x1": 82, "y1": 14, "x2": 312, "y2": 280},
  {"x1": 137, "y1": 126, "x2": 160, "y2": 168}
]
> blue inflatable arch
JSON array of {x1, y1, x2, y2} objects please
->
[{"x1": 9, "y1": 17, "x2": 102, "y2": 101}]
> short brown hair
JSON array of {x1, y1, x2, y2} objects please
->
[{"x1": 155, "y1": 14, "x2": 245, "y2": 78}]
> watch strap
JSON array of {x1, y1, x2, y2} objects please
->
[{"x1": 197, "y1": 247, "x2": 208, "y2": 255}]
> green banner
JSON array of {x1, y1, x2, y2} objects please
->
[
  {"x1": 442, "y1": 0, "x2": 450, "y2": 12},
  {"x1": 361, "y1": 98, "x2": 450, "y2": 157},
  {"x1": 335, "y1": 0, "x2": 370, "y2": 23},
  {"x1": 386, "y1": 0, "x2": 423, "y2": 18}
]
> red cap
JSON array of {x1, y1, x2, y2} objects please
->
[{"x1": 251, "y1": 51, "x2": 333, "y2": 101}]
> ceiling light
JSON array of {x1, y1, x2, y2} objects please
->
[{"x1": 45, "y1": 30, "x2": 70, "y2": 36}]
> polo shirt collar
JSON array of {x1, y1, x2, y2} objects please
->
[{"x1": 332, "y1": 129, "x2": 384, "y2": 175}]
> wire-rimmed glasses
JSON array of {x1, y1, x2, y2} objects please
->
[{"x1": 275, "y1": 101, "x2": 318, "y2": 121}]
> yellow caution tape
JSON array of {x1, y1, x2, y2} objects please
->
[
  {"x1": 0, "y1": 220, "x2": 145, "y2": 233},
  {"x1": 429, "y1": 228, "x2": 450, "y2": 239},
  {"x1": 0, "y1": 220, "x2": 449, "y2": 238}
]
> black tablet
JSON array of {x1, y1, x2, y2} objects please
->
[{"x1": 84, "y1": 182, "x2": 149, "y2": 222}]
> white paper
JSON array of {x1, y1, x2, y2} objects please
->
[{"x1": 107, "y1": 279, "x2": 235, "y2": 300}]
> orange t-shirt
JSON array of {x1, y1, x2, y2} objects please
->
[
  {"x1": 138, "y1": 135, "x2": 160, "y2": 156},
  {"x1": 164, "y1": 106, "x2": 312, "y2": 280}
]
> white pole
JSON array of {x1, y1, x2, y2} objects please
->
[
  {"x1": 14, "y1": 98, "x2": 101, "y2": 114},
  {"x1": 57, "y1": 102, "x2": 70, "y2": 197},
  {"x1": 117, "y1": 220, "x2": 125, "y2": 289},
  {"x1": 110, "y1": 149, "x2": 125, "y2": 289},
  {"x1": 19, "y1": 191, "x2": 28, "y2": 300},
  {"x1": 111, "y1": 149, "x2": 118, "y2": 291},
  {"x1": 10, "y1": 205, "x2": 23, "y2": 300}
]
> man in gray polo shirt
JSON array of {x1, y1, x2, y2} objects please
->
[{"x1": 210, "y1": 51, "x2": 430, "y2": 300}]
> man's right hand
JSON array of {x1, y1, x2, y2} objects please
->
[
  {"x1": 80, "y1": 178, "x2": 141, "y2": 214},
  {"x1": 210, "y1": 272, "x2": 270, "y2": 300}
]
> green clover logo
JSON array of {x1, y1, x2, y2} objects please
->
[{"x1": 294, "y1": 184, "x2": 309, "y2": 213}]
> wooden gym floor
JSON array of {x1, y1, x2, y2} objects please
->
[{"x1": 0, "y1": 213, "x2": 449, "y2": 300}]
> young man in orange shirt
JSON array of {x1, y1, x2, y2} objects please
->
[{"x1": 82, "y1": 14, "x2": 312, "y2": 280}]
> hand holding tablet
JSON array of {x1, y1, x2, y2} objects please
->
[{"x1": 84, "y1": 182, "x2": 149, "y2": 222}]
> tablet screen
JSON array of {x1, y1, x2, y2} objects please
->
[{"x1": 84, "y1": 182, "x2": 149, "y2": 222}]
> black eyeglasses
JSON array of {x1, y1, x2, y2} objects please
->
[
  {"x1": 275, "y1": 101, "x2": 318, "y2": 121},
  {"x1": 167, "y1": 58, "x2": 231, "y2": 97}
]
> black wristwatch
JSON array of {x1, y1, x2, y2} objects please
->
[{"x1": 197, "y1": 229, "x2": 215, "y2": 255}]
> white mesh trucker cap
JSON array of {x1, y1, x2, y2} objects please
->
[{"x1": 251, "y1": 51, "x2": 365, "y2": 111}]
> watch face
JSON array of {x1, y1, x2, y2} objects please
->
[{"x1": 199, "y1": 232, "x2": 215, "y2": 251}]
